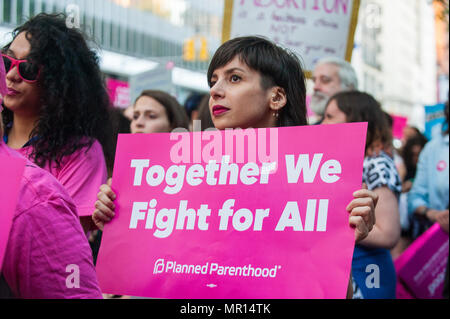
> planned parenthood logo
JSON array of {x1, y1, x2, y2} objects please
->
[
  {"x1": 153, "y1": 258, "x2": 281, "y2": 278},
  {"x1": 154, "y1": 259, "x2": 166, "y2": 274}
]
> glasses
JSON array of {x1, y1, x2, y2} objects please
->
[{"x1": 2, "y1": 53, "x2": 40, "y2": 83}]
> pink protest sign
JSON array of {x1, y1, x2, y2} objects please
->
[
  {"x1": 391, "y1": 115, "x2": 408, "y2": 140},
  {"x1": 306, "y1": 95, "x2": 315, "y2": 117},
  {"x1": 107, "y1": 78, "x2": 130, "y2": 108},
  {"x1": 96, "y1": 123, "x2": 367, "y2": 299},
  {"x1": 0, "y1": 156, "x2": 26, "y2": 271},
  {"x1": 395, "y1": 223, "x2": 449, "y2": 299}
]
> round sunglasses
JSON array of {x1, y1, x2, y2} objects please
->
[{"x1": 2, "y1": 53, "x2": 40, "y2": 83}]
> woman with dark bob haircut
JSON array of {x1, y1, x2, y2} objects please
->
[
  {"x1": 323, "y1": 91, "x2": 402, "y2": 299},
  {"x1": 206, "y1": 36, "x2": 308, "y2": 128},
  {"x1": 93, "y1": 36, "x2": 378, "y2": 298},
  {"x1": 2, "y1": 13, "x2": 113, "y2": 231}
]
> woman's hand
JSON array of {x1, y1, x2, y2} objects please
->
[
  {"x1": 346, "y1": 184, "x2": 378, "y2": 243},
  {"x1": 92, "y1": 179, "x2": 117, "y2": 231},
  {"x1": 435, "y1": 210, "x2": 449, "y2": 233}
]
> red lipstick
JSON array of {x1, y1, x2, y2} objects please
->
[
  {"x1": 212, "y1": 105, "x2": 230, "y2": 116},
  {"x1": 7, "y1": 88, "x2": 20, "y2": 96}
]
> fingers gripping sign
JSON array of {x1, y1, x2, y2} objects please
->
[
  {"x1": 93, "y1": 178, "x2": 116, "y2": 231},
  {"x1": 347, "y1": 183, "x2": 378, "y2": 243}
]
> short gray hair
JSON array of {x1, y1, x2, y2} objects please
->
[{"x1": 315, "y1": 57, "x2": 359, "y2": 90}]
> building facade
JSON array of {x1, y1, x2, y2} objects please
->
[{"x1": 351, "y1": 0, "x2": 439, "y2": 130}]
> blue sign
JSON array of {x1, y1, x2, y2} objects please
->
[{"x1": 425, "y1": 104, "x2": 447, "y2": 140}]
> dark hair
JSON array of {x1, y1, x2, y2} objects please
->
[
  {"x1": 403, "y1": 126, "x2": 422, "y2": 140},
  {"x1": 326, "y1": 91, "x2": 392, "y2": 153},
  {"x1": 106, "y1": 107, "x2": 131, "y2": 178},
  {"x1": 197, "y1": 94, "x2": 215, "y2": 131},
  {"x1": 383, "y1": 112, "x2": 393, "y2": 129},
  {"x1": 184, "y1": 93, "x2": 207, "y2": 119},
  {"x1": 207, "y1": 36, "x2": 308, "y2": 127},
  {"x1": 135, "y1": 90, "x2": 190, "y2": 130},
  {"x1": 402, "y1": 133, "x2": 428, "y2": 181},
  {"x1": 2, "y1": 13, "x2": 113, "y2": 168}
]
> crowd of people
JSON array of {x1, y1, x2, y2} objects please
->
[{"x1": 0, "y1": 13, "x2": 448, "y2": 299}]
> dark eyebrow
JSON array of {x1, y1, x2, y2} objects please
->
[
  {"x1": 134, "y1": 109, "x2": 157, "y2": 114},
  {"x1": 224, "y1": 67, "x2": 245, "y2": 75},
  {"x1": 211, "y1": 67, "x2": 246, "y2": 79},
  {"x1": 6, "y1": 48, "x2": 16, "y2": 58}
]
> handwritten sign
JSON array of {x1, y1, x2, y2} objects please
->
[
  {"x1": 0, "y1": 156, "x2": 26, "y2": 271},
  {"x1": 96, "y1": 123, "x2": 367, "y2": 299},
  {"x1": 222, "y1": 0, "x2": 360, "y2": 75}
]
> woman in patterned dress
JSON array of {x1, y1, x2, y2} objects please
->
[{"x1": 323, "y1": 91, "x2": 401, "y2": 299}]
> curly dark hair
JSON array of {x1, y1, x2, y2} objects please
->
[{"x1": 1, "y1": 13, "x2": 113, "y2": 168}]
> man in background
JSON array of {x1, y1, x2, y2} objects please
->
[{"x1": 310, "y1": 57, "x2": 359, "y2": 124}]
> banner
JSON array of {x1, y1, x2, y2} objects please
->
[
  {"x1": 96, "y1": 123, "x2": 367, "y2": 299},
  {"x1": 0, "y1": 156, "x2": 26, "y2": 271},
  {"x1": 395, "y1": 223, "x2": 449, "y2": 299},
  {"x1": 222, "y1": 0, "x2": 360, "y2": 75}
]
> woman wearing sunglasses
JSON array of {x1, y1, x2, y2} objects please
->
[
  {"x1": 1, "y1": 13, "x2": 113, "y2": 232},
  {"x1": 93, "y1": 36, "x2": 378, "y2": 298}
]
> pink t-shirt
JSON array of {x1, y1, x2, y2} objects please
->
[
  {"x1": 0, "y1": 142, "x2": 102, "y2": 298},
  {"x1": 16, "y1": 140, "x2": 107, "y2": 217}
]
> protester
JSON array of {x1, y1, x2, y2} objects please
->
[
  {"x1": 408, "y1": 101, "x2": 449, "y2": 239},
  {"x1": 99, "y1": 90, "x2": 189, "y2": 299},
  {"x1": 323, "y1": 91, "x2": 401, "y2": 299},
  {"x1": 93, "y1": 36, "x2": 378, "y2": 298},
  {"x1": 401, "y1": 126, "x2": 423, "y2": 148},
  {"x1": 1, "y1": 13, "x2": 112, "y2": 232},
  {"x1": 130, "y1": 90, "x2": 190, "y2": 134},
  {"x1": 0, "y1": 64, "x2": 102, "y2": 299},
  {"x1": 310, "y1": 57, "x2": 358, "y2": 124},
  {"x1": 390, "y1": 132, "x2": 429, "y2": 259},
  {"x1": 394, "y1": 125, "x2": 424, "y2": 182},
  {"x1": 401, "y1": 133, "x2": 428, "y2": 193}
]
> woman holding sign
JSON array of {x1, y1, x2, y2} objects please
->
[
  {"x1": 322, "y1": 91, "x2": 402, "y2": 299},
  {"x1": 93, "y1": 36, "x2": 378, "y2": 298},
  {"x1": 1, "y1": 14, "x2": 113, "y2": 232}
]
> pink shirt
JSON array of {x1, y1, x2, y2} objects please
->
[
  {"x1": 16, "y1": 140, "x2": 107, "y2": 216},
  {"x1": 0, "y1": 142, "x2": 102, "y2": 298}
]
